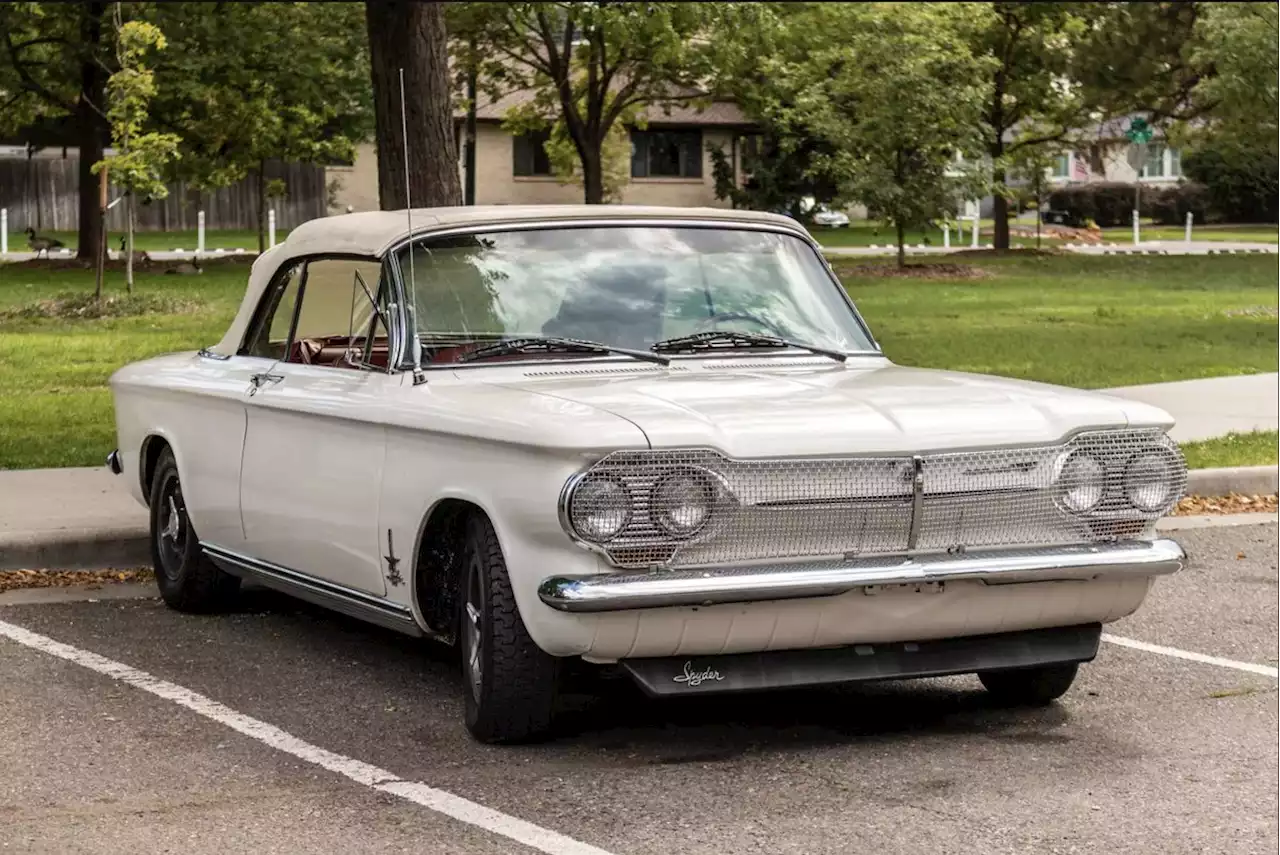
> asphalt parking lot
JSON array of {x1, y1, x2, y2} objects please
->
[{"x1": 2, "y1": 522, "x2": 1276, "y2": 855}]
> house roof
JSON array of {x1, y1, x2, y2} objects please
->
[
  {"x1": 210, "y1": 204, "x2": 802, "y2": 356},
  {"x1": 455, "y1": 89, "x2": 755, "y2": 128}
]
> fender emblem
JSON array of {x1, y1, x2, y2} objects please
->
[{"x1": 672, "y1": 661, "x2": 724, "y2": 687}]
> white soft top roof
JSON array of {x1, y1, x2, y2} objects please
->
[{"x1": 210, "y1": 205, "x2": 807, "y2": 357}]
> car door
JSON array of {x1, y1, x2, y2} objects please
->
[{"x1": 237, "y1": 255, "x2": 397, "y2": 597}]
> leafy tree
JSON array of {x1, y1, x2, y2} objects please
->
[
  {"x1": 148, "y1": 2, "x2": 373, "y2": 250},
  {"x1": 1175, "y1": 3, "x2": 1278, "y2": 223},
  {"x1": 94, "y1": 9, "x2": 179, "y2": 293},
  {"x1": 0, "y1": 1, "x2": 113, "y2": 261},
  {"x1": 448, "y1": 2, "x2": 740, "y2": 204},
  {"x1": 365, "y1": 1, "x2": 460, "y2": 210}
]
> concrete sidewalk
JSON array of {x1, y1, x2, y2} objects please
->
[
  {"x1": 1103, "y1": 373, "x2": 1278, "y2": 443},
  {"x1": 0, "y1": 373, "x2": 1275, "y2": 570},
  {"x1": 0, "y1": 467, "x2": 148, "y2": 569}
]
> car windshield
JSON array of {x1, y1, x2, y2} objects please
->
[{"x1": 394, "y1": 226, "x2": 876, "y2": 365}]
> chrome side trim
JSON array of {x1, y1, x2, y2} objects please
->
[
  {"x1": 197, "y1": 347, "x2": 232, "y2": 361},
  {"x1": 202, "y1": 544, "x2": 423, "y2": 637},
  {"x1": 538, "y1": 538, "x2": 1186, "y2": 613}
]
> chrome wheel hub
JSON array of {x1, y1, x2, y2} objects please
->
[{"x1": 463, "y1": 560, "x2": 484, "y2": 702}]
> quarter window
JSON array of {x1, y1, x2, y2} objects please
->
[{"x1": 244, "y1": 263, "x2": 304, "y2": 359}]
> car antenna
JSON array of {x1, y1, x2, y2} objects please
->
[{"x1": 400, "y1": 67, "x2": 426, "y2": 386}]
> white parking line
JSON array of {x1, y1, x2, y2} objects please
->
[
  {"x1": 0, "y1": 618, "x2": 616, "y2": 855},
  {"x1": 1102, "y1": 633, "x2": 1279, "y2": 679}
]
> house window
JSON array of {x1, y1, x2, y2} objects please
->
[
  {"x1": 631, "y1": 129, "x2": 703, "y2": 178},
  {"x1": 1138, "y1": 143, "x2": 1181, "y2": 179},
  {"x1": 513, "y1": 130, "x2": 552, "y2": 177},
  {"x1": 1049, "y1": 153, "x2": 1071, "y2": 179}
]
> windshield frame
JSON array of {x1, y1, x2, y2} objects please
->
[{"x1": 383, "y1": 219, "x2": 883, "y2": 372}]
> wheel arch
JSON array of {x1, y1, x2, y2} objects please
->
[
  {"x1": 139, "y1": 433, "x2": 174, "y2": 506},
  {"x1": 411, "y1": 497, "x2": 493, "y2": 642}
]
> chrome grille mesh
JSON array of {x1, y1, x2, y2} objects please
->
[{"x1": 562, "y1": 429, "x2": 1186, "y2": 569}]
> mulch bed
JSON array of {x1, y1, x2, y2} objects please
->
[
  {"x1": 0, "y1": 568, "x2": 153, "y2": 593},
  {"x1": 1173, "y1": 494, "x2": 1279, "y2": 516},
  {"x1": 834, "y1": 262, "x2": 991, "y2": 280}
]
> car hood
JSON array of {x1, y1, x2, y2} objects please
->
[{"x1": 487, "y1": 361, "x2": 1173, "y2": 458}]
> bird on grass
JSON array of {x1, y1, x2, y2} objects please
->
[
  {"x1": 118, "y1": 236, "x2": 153, "y2": 266},
  {"x1": 25, "y1": 227, "x2": 64, "y2": 258}
]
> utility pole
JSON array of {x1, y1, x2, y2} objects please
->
[{"x1": 464, "y1": 37, "x2": 477, "y2": 206}]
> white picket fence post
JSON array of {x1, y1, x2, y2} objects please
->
[
  {"x1": 1132, "y1": 209, "x2": 1140, "y2": 245},
  {"x1": 1, "y1": 208, "x2": 7, "y2": 255},
  {"x1": 1184, "y1": 211, "x2": 1193, "y2": 244},
  {"x1": 197, "y1": 210, "x2": 206, "y2": 255},
  {"x1": 268, "y1": 209, "x2": 277, "y2": 249},
  {"x1": 943, "y1": 223, "x2": 950, "y2": 249},
  {"x1": 970, "y1": 214, "x2": 979, "y2": 248}
]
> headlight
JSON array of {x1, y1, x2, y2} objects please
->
[
  {"x1": 1054, "y1": 451, "x2": 1105, "y2": 513},
  {"x1": 652, "y1": 469, "x2": 716, "y2": 538},
  {"x1": 568, "y1": 476, "x2": 632, "y2": 542},
  {"x1": 1125, "y1": 449, "x2": 1179, "y2": 513}
]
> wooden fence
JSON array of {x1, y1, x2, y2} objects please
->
[{"x1": 0, "y1": 157, "x2": 328, "y2": 232}]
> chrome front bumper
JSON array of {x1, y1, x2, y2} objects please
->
[{"x1": 538, "y1": 538, "x2": 1185, "y2": 613}]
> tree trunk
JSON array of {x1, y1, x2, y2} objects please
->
[
  {"x1": 77, "y1": 2, "x2": 108, "y2": 262},
  {"x1": 581, "y1": 145, "x2": 605, "y2": 205},
  {"x1": 895, "y1": 220, "x2": 906, "y2": 269},
  {"x1": 365, "y1": 1, "x2": 461, "y2": 210},
  {"x1": 125, "y1": 192, "x2": 134, "y2": 294},
  {"x1": 256, "y1": 162, "x2": 266, "y2": 253},
  {"x1": 992, "y1": 182, "x2": 1009, "y2": 251}
]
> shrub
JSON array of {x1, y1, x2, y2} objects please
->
[
  {"x1": 1184, "y1": 144, "x2": 1279, "y2": 223},
  {"x1": 1047, "y1": 183, "x2": 1141, "y2": 227},
  {"x1": 1146, "y1": 183, "x2": 1212, "y2": 226}
]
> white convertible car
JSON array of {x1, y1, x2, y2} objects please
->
[{"x1": 108, "y1": 206, "x2": 1188, "y2": 743}]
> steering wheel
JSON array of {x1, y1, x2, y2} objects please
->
[{"x1": 694, "y1": 311, "x2": 787, "y2": 338}]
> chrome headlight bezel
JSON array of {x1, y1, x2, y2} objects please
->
[
  {"x1": 651, "y1": 467, "x2": 719, "y2": 539},
  {"x1": 1052, "y1": 450, "x2": 1106, "y2": 514},
  {"x1": 1124, "y1": 447, "x2": 1182, "y2": 513},
  {"x1": 564, "y1": 474, "x2": 633, "y2": 543}
]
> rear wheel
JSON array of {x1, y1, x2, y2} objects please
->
[
  {"x1": 978, "y1": 663, "x2": 1079, "y2": 706},
  {"x1": 460, "y1": 514, "x2": 559, "y2": 743},
  {"x1": 149, "y1": 448, "x2": 239, "y2": 612}
]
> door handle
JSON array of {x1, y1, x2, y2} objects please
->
[{"x1": 248, "y1": 372, "x2": 284, "y2": 395}]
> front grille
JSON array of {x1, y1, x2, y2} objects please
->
[{"x1": 562, "y1": 429, "x2": 1187, "y2": 569}]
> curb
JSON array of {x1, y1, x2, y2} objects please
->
[
  {"x1": 0, "y1": 525, "x2": 149, "y2": 571},
  {"x1": 1186, "y1": 465, "x2": 1279, "y2": 497},
  {"x1": 1, "y1": 466, "x2": 1275, "y2": 572}
]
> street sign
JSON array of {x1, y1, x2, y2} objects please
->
[
  {"x1": 1125, "y1": 117, "x2": 1154, "y2": 144},
  {"x1": 1127, "y1": 141, "x2": 1149, "y2": 172}
]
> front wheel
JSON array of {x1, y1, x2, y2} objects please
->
[
  {"x1": 149, "y1": 448, "x2": 239, "y2": 613},
  {"x1": 978, "y1": 663, "x2": 1079, "y2": 706},
  {"x1": 460, "y1": 514, "x2": 559, "y2": 744}
]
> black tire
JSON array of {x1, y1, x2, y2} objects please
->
[
  {"x1": 460, "y1": 513, "x2": 559, "y2": 744},
  {"x1": 148, "y1": 448, "x2": 239, "y2": 613},
  {"x1": 978, "y1": 663, "x2": 1079, "y2": 706}
]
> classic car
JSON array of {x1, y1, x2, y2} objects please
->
[{"x1": 107, "y1": 205, "x2": 1188, "y2": 743}]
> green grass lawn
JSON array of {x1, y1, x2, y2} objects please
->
[
  {"x1": 1099, "y1": 224, "x2": 1279, "y2": 244},
  {"x1": 1179, "y1": 431, "x2": 1279, "y2": 470},
  {"x1": 0, "y1": 253, "x2": 1276, "y2": 469},
  {"x1": 840, "y1": 254, "x2": 1277, "y2": 390},
  {"x1": 5, "y1": 228, "x2": 288, "y2": 254}
]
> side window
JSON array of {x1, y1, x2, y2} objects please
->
[
  {"x1": 288, "y1": 257, "x2": 390, "y2": 369},
  {"x1": 243, "y1": 263, "x2": 304, "y2": 359}
]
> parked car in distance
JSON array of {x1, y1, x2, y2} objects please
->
[{"x1": 108, "y1": 205, "x2": 1188, "y2": 743}]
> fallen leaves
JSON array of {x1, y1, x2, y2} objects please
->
[
  {"x1": 1173, "y1": 494, "x2": 1279, "y2": 516},
  {"x1": 0, "y1": 568, "x2": 153, "y2": 593}
]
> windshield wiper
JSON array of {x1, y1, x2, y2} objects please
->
[
  {"x1": 650, "y1": 330, "x2": 847, "y2": 363},
  {"x1": 456, "y1": 335, "x2": 671, "y2": 366}
]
